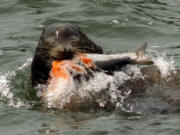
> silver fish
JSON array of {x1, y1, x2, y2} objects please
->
[{"x1": 86, "y1": 42, "x2": 153, "y2": 70}]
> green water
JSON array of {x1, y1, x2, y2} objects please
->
[{"x1": 1, "y1": 0, "x2": 180, "y2": 134}]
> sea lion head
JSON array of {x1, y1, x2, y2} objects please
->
[
  {"x1": 31, "y1": 23, "x2": 103, "y2": 86},
  {"x1": 39, "y1": 23, "x2": 80, "y2": 60},
  {"x1": 42, "y1": 23, "x2": 80, "y2": 45},
  {"x1": 39, "y1": 23, "x2": 103, "y2": 60}
]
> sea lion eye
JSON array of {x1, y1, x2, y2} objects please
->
[{"x1": 55, "y1": 30, "x2": 60, "y2": 39}]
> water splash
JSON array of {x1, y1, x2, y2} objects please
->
[
  {"x1": 43, "y1": 77, "x2": 76, "y2": 109},
  {"x1": 42, "y1": 64, "x2": 144, "y2": 111},
  {"x1": 0, "y1": 71, "x2": 25, "y2": 108},
  {"x1": 0, "y1": 72, "x2": 15, "y2": 103},
  {"x1": 149, "y1": 49, "x2": 176, "y2": 78},
  {"x1": 0, "y1": 58, "x2": 32, "y2": 108},
  {"x1": 41, "y1": 48, "x2": 177, "y2": 111},
  {"x1": 0, "y1": 51, "x2": 176, "y2": 112},
  {"x1": 17, "y1": 58, "x2": 32, "y2": 70}
]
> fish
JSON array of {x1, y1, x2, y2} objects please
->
[
  {"x1": 41, "y1": 42, "x2": 153, "y2": 110},
  {"x1": 86, "y1": 42, "x2": 153, "y2": 70}
]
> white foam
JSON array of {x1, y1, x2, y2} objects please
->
[
  {"x1": 43, "y1": 65, "x2": 143, "y2": 111},
  {"x1": 43, "y1": 76, "x2": 76, "y2": 109},
  {"x1": 0, "y1": 71, "x2": 17, "y2": 107},
  {"x1": 0, "y1": 58, "x2": 32, "y2": 108},
  {"x1": 112, "y1": 19, "x2": 120, "y2": 24},
  {"x1": 152, "y1": 52, "x2": 176, "y2": 78}
]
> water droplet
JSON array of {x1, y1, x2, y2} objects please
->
[
  {"x1": 148, "y1": 21, "x2": 153, "y2": 25},
  {"x1": 38, "y1": 24, "x2": 44, "y2": 28},
  {"x1": 112, "y1": 19, "x2": 120, "y2": 24},
  {"x1": 122, "y1": 23, "x2": 126, "y2": 26}
]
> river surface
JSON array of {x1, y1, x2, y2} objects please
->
[{"x1": 1, "y1": 0, "x2": 180, "y2": 135}]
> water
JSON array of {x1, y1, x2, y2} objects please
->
[{"x1": 1, "y1": 0, "x2": 180, "y2": 134}]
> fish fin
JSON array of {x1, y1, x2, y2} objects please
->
[
  {"x1": 135, "y1": 42, "x2": 148, "y2": 57},
  {"x1": 134, "y1": 42, "x2": 153, "y2": 65}
]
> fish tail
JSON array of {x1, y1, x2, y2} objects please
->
[
  {"x1": 135, "y1": 42, "x2": 148, "y2": 57},
  {"x1": 134, "y1": 42, "x2": 153, "y2": 65}
]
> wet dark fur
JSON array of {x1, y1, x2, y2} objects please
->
[{"x1": 31, "y1": 23, "x2": 103, "y2": 86}]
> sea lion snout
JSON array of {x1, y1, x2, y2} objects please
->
[{"x1": 50, "y1": 45, "x2": 76, "y2": 60}]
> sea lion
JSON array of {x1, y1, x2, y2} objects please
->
[
  {"x1": 31, "y1": 23, "x2": 103, "y2": 87},
  {"x1": 31, "y1": 23, "x2": 155, "y2": 111},
  {"x1": 31, "y1": 23, "x2": 152, "y2": 87}
]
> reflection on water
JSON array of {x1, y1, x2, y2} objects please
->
[{"x1": 1, "y1": 0, "x2": 180, "y2": 135}]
